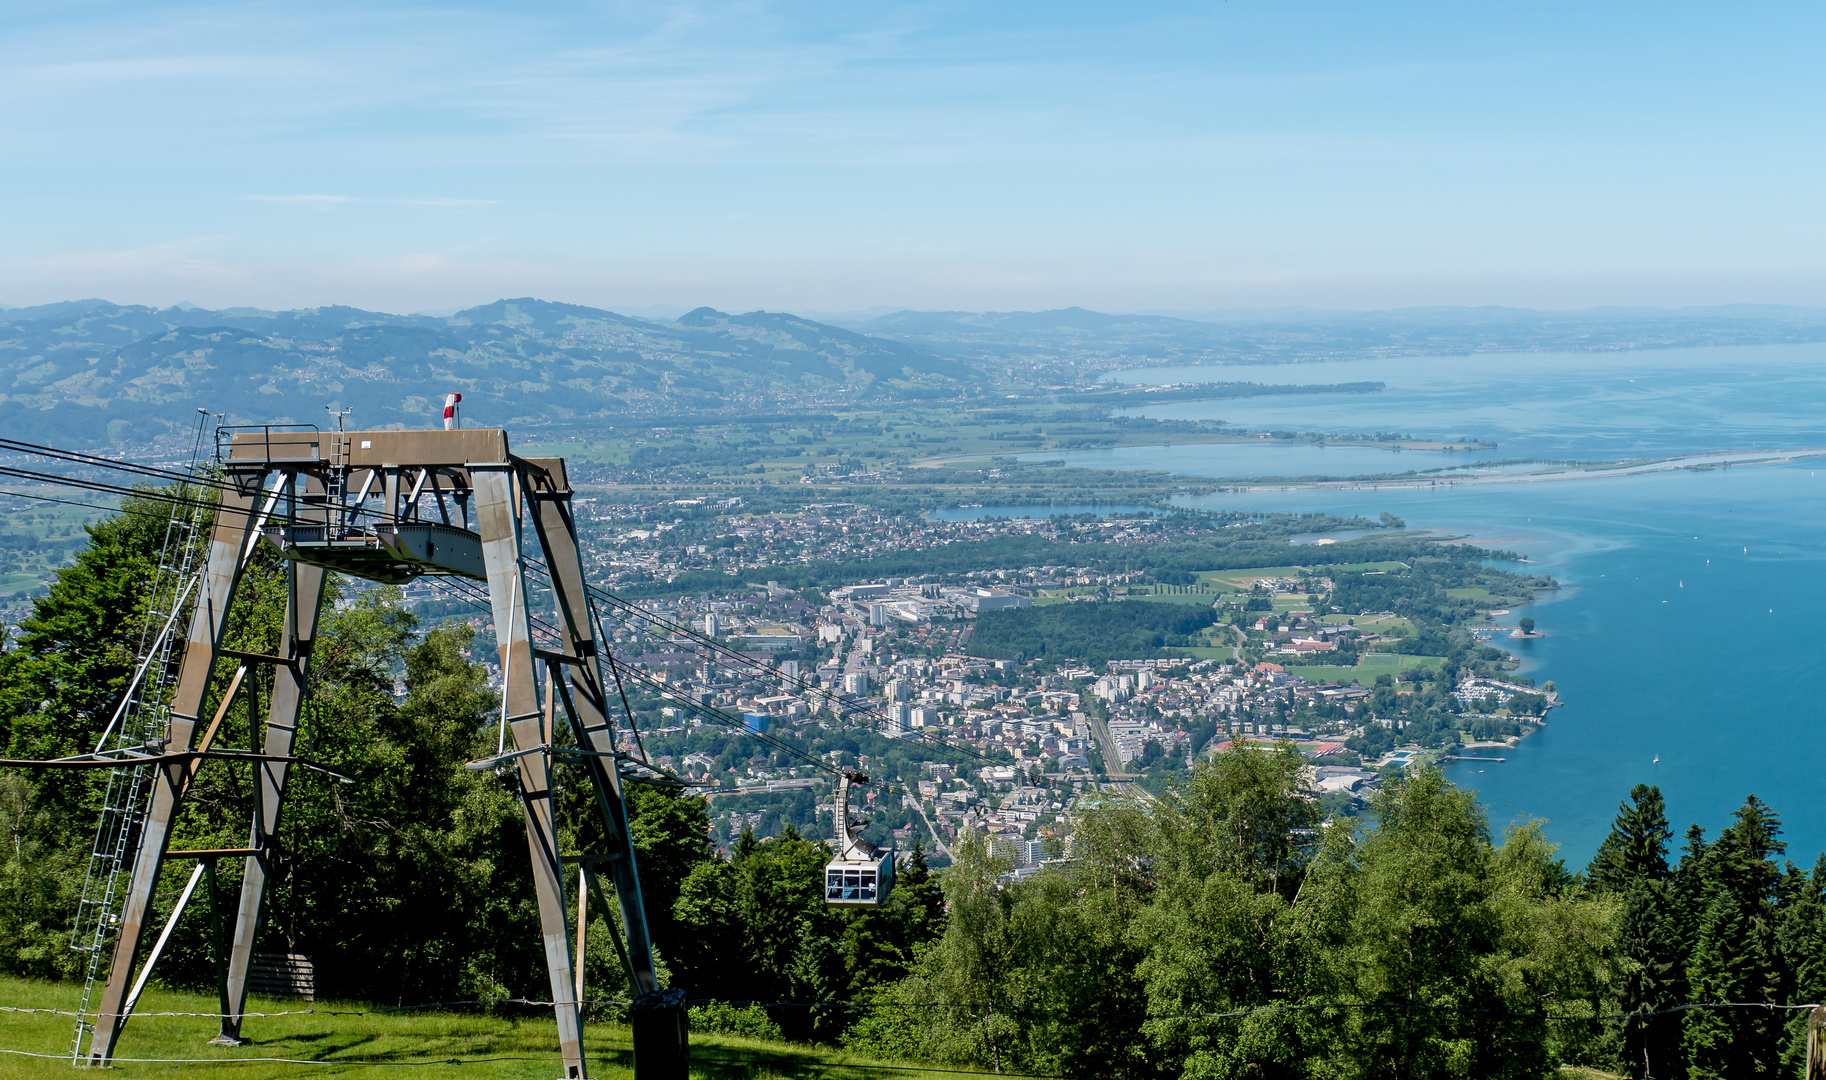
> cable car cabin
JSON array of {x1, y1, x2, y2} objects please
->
[
  {"x1": 826, "y1": 771, "x2": 895, "y2": 907},
  {"x1": 826, "y1": 851, "x2": 894, "y2": 906}
]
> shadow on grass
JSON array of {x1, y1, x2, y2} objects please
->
[{"x1": 683, "y1": 1037, "x2": 1012, "y2": 1080}]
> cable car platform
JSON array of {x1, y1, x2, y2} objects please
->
[{"x1": 263, "y1": 523, "x2": 486, "y2": 584}]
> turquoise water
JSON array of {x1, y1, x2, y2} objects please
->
[
  {"x1": 1181, "y1": 466, "x2": 1826, "y2": 867},
  {"x1": 1093, "y1": 345, "x2": 1826, "y2": 865}
]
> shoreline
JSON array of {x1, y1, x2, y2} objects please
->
[{"x1": 1179, "y1": 447, "x2": 1826, "y2": 494}]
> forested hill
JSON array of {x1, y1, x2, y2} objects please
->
[{"x1": 0, "y1": 298, "x2": 981, "y2": 447}]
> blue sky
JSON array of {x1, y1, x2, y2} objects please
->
[{"x1": 4, "y1": 1, "x2": 1824, "y2": 315}]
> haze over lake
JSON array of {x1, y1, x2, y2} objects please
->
[
  {"x1": 1107, "y1": 343, "x2": 1826, "y2": 461},
  {"x1": 1068, "y1": 345, "x2": 1826, "y2": 864}
]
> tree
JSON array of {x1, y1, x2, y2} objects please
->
[
  {"x1": 1322, "y1": 769, "x2": 1520, "y2": 1078},
  {"x1": 844, "y1": 833, "x2": 1022, "y2": 1069},
  {"x1": 1584, "y1": 781, "x2": 1680, "y2": 1078},
  {"x1": 1778, "y1": 855, "x2": 1826, "y2": 1074},
  {"x1": 0, "y1": 489, "x2": 188, "y2": 840},
  {"x1": 270, "y1": 610, "x2": 543, "y2": 1003},
  {"x1": 1519, "y1": 616, "x2": 1535, "y2": 634},
  {"x1": 1586, "y1": 784, "x2": 1672, "y2": 892},
  {"x1": 670, "y1": 824, "x2": 846, "y2": 1040},
  {"x1": 621, "y1": 785, "x2": 714, "y2": 956},
  {"x1": 1044, "y1": 742, "x2": 1329, "y2": 1076},
  {"x1": 1179, "y1": 741, "x2": 1319, "y2": 895},
  {"x1": 1682, "y1": 797, "x2": 1787, "y2": 1079},
  {"x1": 669, "y1": 858, "x2": 742, "y2": 1001},
  {"x1": 0, "y1": 772, "x2": 77, "y2": 980},
  {"x1": 1614, "y1": 879, "x2": 1684, "y2": 1078}
]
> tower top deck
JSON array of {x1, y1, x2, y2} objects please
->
[
  {"x1": 221, "y1": 426, "x2": 572, "y2": 585},
  {"x1": 223, "y1": 426, "x2": 521, "y2": 471}
]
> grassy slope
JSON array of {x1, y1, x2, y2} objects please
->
[{"x1": 0, "y1": 978, "x2": 990, "y2": 1080}]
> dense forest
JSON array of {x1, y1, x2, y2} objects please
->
[
  {"x1": 968, "y1": 598, "x2": 1220, "y2": 665},
  {"x1": 1330, "y1": 557, "x2": 1546, "y2": 629},
  {"x1": 843, "y1": 763, "x2": 1826, "y2": 1080}
]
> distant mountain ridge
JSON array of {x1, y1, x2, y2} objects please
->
[
  {"x1": 850, "y1": 303, "x2": 1826, "y2": 366},
  {"x1": 0, "y1": 298, "x2": 977, "y2": 447}
]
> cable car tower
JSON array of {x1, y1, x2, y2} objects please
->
[
  {"x1": 825, "y1": 771, "x2": 894, "y2": 906},
  {"x1": 74, "y1": 426, "x2": 687, "y2": 1079}
]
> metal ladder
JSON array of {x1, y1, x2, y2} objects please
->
[
  {"x1": 325, "y1": 429, "x2": 349, "y2": 539},
  {"x1": 69, "y1": 420, "x2": 218, "y2": 1061}
]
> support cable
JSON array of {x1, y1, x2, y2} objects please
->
[{"x1": 422, "y1": 577, "x2": 910, "y2": 797}]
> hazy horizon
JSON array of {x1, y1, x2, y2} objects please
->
[{"x1": 9, "y1": 297, "x2": 1826, "y2": 326}]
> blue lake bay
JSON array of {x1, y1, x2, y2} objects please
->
[{"x1": 1069, "y1": 345, "x2": 1826, "y2": 865}]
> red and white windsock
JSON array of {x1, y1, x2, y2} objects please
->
[{"x1": 442, "y1": 392, "x2": 462, "y2": 430}]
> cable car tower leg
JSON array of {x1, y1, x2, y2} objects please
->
[
  {"x1": 474, "y1": 465, "x2": 588, "y2": 1080},
  {"x1": 88, "y1": 472, "x2": 266, "y2": 1065},
  {"x1": 525, "y1": 459, "x2": 688, "y2": 1078},
  {"x1": 219, "y1": 558, "x2": 327, "y2": 1043}
]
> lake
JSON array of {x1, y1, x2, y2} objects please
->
[
  {"x1": 1085, "y1": 345, "x2": 1826, "y2": 867},
  {"x1": 1104, "y1": 343, "x2": 1826, "y2": 461}
]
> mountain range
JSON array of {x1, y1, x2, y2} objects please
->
[
  {"x1": 6, "y1": 297, "x2": 1826, "y2": 448},
  {"x1": 0, "y1": 298, "x2": 976, "y2": 446}
]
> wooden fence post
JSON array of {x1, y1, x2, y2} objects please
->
[{"x1": 1806, "y1": 1004, "x2": 1826, "y2": 1080}]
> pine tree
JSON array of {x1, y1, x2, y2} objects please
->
[
  {"x1": 1777, "y1": 854, "x2": 1826, "y2": 1073},
  {"x1": 1685, "y1": 888, "x2": 1759, "y2": 1078},
  {"x1": 1669, "y1": 824, "x2": 1712, "y2": 990},
  {"x1": 1616, "y1": 879, "x2": 1683, "y2": 1078},
  {"x1": 1587, "y1": 784, "x2": 1672, "y2": 891},
  {"x1": 895, "y1": 840, "x2": 948, "y2": 941},
  {"x1": 1585, "y1": 785, "x2": 1680, "y2": 1076},
  {"x1": 1682, "y1": 797, "x2": 1787, "y2": 1079}
]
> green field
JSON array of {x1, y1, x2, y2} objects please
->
[
  {"x1": 1173, "y1": 646, "x2": 1236, "y2": 661},
  {"x1": 1199, "y1": 562, "x2": 1407, "y2": 589},
  {"x1": 1318, "y1": 613, "x2": 1415, "y2": 634},
  {"x1": 0, "y1": 978, "x2": 992, "y2": 1079},
  {"x1": 1291, "y1": 653, "x2": 1448, "y2": 686},
  {"x1": 1358, "y1": 652, "x2": 1447, "y2": 670},
  {"x1": 521, "y1": 401, "x2": 1247, "y2": 505},
  {"x1": 1125, "y1": 590, "x2": 1219, "y2": 605}
]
